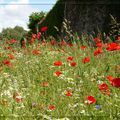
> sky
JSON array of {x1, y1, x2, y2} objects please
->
[{"x1": 0, "y1": 0, "x2": 57, "y2": 31}]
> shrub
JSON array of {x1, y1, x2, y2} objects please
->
[{"x1": 0, "y1": 26, "x2": 27, "y2": 41}]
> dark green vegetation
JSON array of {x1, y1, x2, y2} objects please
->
[
  {"x1": 28, "y1": 12, "x2": 46, "y2": 34},
  {"x1": 38, "y1": 0, "x2": 65, "y2": 38},
  {"x1": 37, "y1": 0, "x2": 120, "y2": 38}
]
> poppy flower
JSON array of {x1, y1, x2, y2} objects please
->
[
  {"x1": 106, "y1": 42, "x2": 120, "y2": 51},
  {"x1": 70, "y1": 62, "x2": 76, "y2": 67},
  {"x1": 30, "y1": 38, "x2": 35, "y2": 44},
  {"x1": 99, "y1": 83, "x2": 109, "y2": 91},
  {"x1": 32, "y1": 34, "x2": 37, "y2": 39},
  {"x1": 50, "y1": 40, "x2": 56, "y2": 46},
  {"x1": 9, "y1": 39, "x2": 17, "y2": 44},
  {"x1": 54, "y1": 61, "x2": 62, "y2": 66},
  {"x1": 82, "y1": 57, "x2": 90, "y2": 64},
  {"x1": 32, "y1": 49, "x2": 41, "y2": 55},
  {"x1": 8, "y1": 53, "x2": 14, "y2": 59},
  {"x1": 67, "y1": 43, "x2": 73, "y2": 47},
  {"x1": 67, "y1": 56, "x2": 73, "y2": 62},
  {"x1": 12, "y1": 49, "x2": 16, "y2": 53},
  {"x1": 96, "y1": 42, "x2": 102, "y2": 48},
  {"x1": 48, "y1": 105, "x2": 56, "y2": 111},
  {"x1": 41, "y1": 26, "x2": 48, "y2": 32},
  {"x1": 41, "y1": 82, "x2": 49, "y2": 87},
  {"x1": 60, "y1": 40, "x2": 66, "y2": 46},
  {"x1": 106, "y1": 75, "x2": 113, "y2": 82},
  {"x1": 5, "y1": 46, "x2": 11, "y2": 50},
  {"x1": 94, "y1": 37, "x2": 101, "y2": 43},
  {"x1": 13, "y1": 93, "x2": 23, "y2": 103},
  {"x1": 94, "y1": 47, "x2": 103, "y2": 56},
  {"x1": 42, "y1": 41, "x2": 46, "y2": 46},
  {"x1": 110, "y1": 78, "x2": 120, "y2": 88},
  {"x1": 3, "y1": 60, "x2": 11, "y2": 67},
  {"x1": 22, "y1": 40, "x2": 26, "y2": 45},
  {"x1": 65, "y1": 90, "x2": 72, "y2": 97},
  {"x1": 80, "y1": 45, "x2": 86, "y2": 50},
  {"x1": 85, "y1": 95, "x2": 96, "y2": 104},
  {"x1": 117, "y1": 36, "x2": 120, "y2": 41},
  {"x1": 98, "y1": 83, "x2": 111, "y2": 95},
  {"x1": 37, "y1": 32, "x2": 41, "y2": 39},
  {"x1": 54, "y1": 71, "x2": 62, "y2": 77}
]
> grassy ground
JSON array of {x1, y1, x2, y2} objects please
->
[{"x1": 0, "y1": 37, "x2": 120, "y2": 120}]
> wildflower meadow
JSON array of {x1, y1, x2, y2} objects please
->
[{"x1": 0, "y1": 28, "x2": 120, "y2": 120}]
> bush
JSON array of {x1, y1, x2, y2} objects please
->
[{"x1": 0, "y1": 26, "x2": 27, "y2": 41}]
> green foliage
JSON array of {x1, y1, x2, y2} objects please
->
[
  {"x1": 38, "y1": 0, "x2": 65, "y2": 38},
  {"x1": 28, "y1": 12, "x2": 46, "y2": 33},
  {"x1": 0, "y1": 26, "x2": 27, "y2": 41}
]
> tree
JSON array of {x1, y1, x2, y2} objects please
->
[
  {"x1": 28, "y1": 12, "x2": 46, "y2": 33},
  {"x1": 0, "y1": 26, "x2": 27, "y2": 41}
]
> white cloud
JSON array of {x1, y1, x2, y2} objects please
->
[
  {"x1": 0, "y1": 0, "x2": 39, "y2": 32},
  {"x1": 0, "y1": 0, "x2": 4, "y2": 3}
]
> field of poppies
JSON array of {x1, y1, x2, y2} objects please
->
[{"x1": 0, "y1": 30, "x2": 120, "y2": 120}]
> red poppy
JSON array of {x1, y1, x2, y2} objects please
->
[
  {"x1": 67, "y1": 43, "x2": 73, "y2": 47},
  {"x1": 70, "y1": 62, "x2": 76, "y2": 67},
  {"x1": 12, "y1": 49, "x2": 16, "y2": 53},
  {"x1": 80, "y1": 45, "x2": 86, "y2": 50},
  {"x1": 106, "y1": 42, "x2": 120, "y2": 51},
  {"x1": 15, "y1": 96, "x2": 23, "y2": 103},
  {"x1": 106, "y1": 75, "x2": 114, "y2": 82},
  {"x1": 5, "y1": 46, "x2": 11, "y2": 50},
  {"x1": 82, "y1": 57, "x2": 90, "y2": 64},
  {"x1": 8, "y1": 53, "x2": 14, "y2": 59},
  {"x1": 96, "y1": 42, "x2": 102, "y2": 48},
  {"x1": 22, "y1": 40, "x2": 26, "y2": 45},
  {"x1": 117, "y1": 36, "x2": 120, "y2": 41},
  {"x1": 42, "y1": 41, "x2": 46, "y2": 46},
  {"x1": 67, "y1": 56, "x2": 73, "y2": 62},
  {"x1": 54, "y1": 71, "x2": 62, "y2": 77},
  {"x1": 21, "y1": 40, "x2": 26, "y2": 48},
  {"x1": 9, "y1": 39, "x2": 17, "y2": 44},
  {"x1": 32, "y1": 34, "x2": 37, "y2": 39},
  {"x1": 13, "y1": 93, "x2": 23, "y2": 103},
  {"x1": 54, "y1": 61, "x2": 62, "y2": 66},
  {"x1": 94, "y1": 47, "x2": 103, "y2": 56},
  {"x1": 50, "y1": 40, "x2": 56, "y2": 46},
  {"x1": 94, "y1": 37, "x2": 101, "y2": 43},
  {"x1": 48, "y1": 105, "x2": 56, "y2": 111},
  {"x1": 37, "y1": 32, "x2": 41, "y2": 39},
  {"x1": 99, "y1": 83, "x2": 109, "y2": 91},
  {"x1": 3, "y1": 60, "x2": 11, "y2": 67},
  {"x1": 41, "y1": 26, "x2": 48, "y2": 32},
  {"x1": 41, "y1": 82, "x2": 49, "y2": 87},
  {"x1": 30, "y1": 38, "x2": 35, "y2": 44},
  {"x1": 99, "y1": 83, "x2": 111, "y2": 95},
  {"x1": 32, "y1": 49, "x2": 41, "y2": 55},
  {"x1": 65, "y1": 90, "x2": 72, "y2": 97},
  {"x1": 111, "y1": 78, "x2": 120, "y2": 88},
  {"x1": 60, "y1": 40, "x2": 66, "y2": 46},
  {"x1": 85, "y1": 95, "x2": 96, "y2": 104}
]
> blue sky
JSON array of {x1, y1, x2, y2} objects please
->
[{"x1": 0, "y1": 0, "x2": 57, "y2": 31}]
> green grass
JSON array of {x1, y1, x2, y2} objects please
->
[{"x1": 0, "y1": 39, "x2": 120, "y2": 120}]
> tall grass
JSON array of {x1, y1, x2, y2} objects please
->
[{"x1": 0, "y1": 35, "x2": 120, "y2": 120}]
